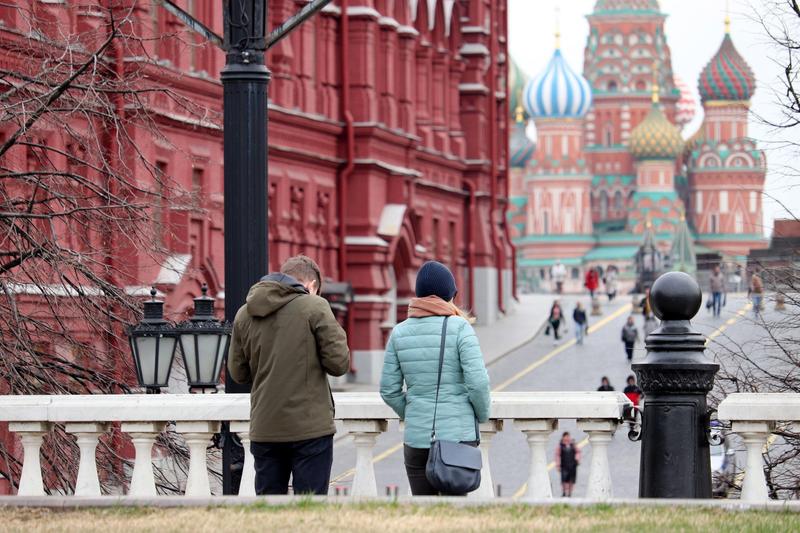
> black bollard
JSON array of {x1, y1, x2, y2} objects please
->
[{"x1": 632, "y1": 272, "x2": 718, "y2": 498}]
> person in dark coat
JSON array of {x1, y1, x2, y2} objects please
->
[
  {"x1": 573, "y1": 302, "x2": 588, "y2": 345},
  {"x1": 228, "y1": 255, "x2": 350, "y2": 495},
  {"x1": 623, "y1": 375, "x2": 642, "y2": 406},
  {"x1": 621, "y1": 315, "x2": 639, "y2": 362},
  {"x1": 555, "y1": 431, "x2": 581, "y2": 497},
  {"x1": 597, "y1": 376, "x2": 614, "y2": 391},
  {"x1": 547, "y1": 300, "x2": 564, "y2": 345}
]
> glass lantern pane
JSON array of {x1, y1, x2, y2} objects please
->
[
  {"x1": 216, "y1": 336, "x2": 229, "y2": 377},
  {"x1": 156, "y1": 336, "x2": 176, "y2": 385},
  {"x1": 134, "y1": 337, "x2": 158, "y2": 386},
  {"x1": 197, "y1": 334, "x2": 221, "y2": 383},
  {"x1": 180, "y1": 334, "x2": 198, "y2": 383}
]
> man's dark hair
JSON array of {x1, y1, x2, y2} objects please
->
[
  {"x1": 281, "y1": 255, "x2": 322, "y2": 292},
  {"x1": 627, "y1": 375, "x2": 635, "y2": 383}
]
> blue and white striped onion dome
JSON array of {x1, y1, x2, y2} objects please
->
[{"x1": 523, "y1": 49, "x2": 593, "y2": 119}]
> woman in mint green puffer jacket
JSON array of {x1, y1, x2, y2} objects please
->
[{"x1": 380, "y1": 261, "x2": 491, "y2": 495}]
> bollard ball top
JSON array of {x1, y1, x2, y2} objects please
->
[{"x1": 650, "y1": 271, "x2": 702, "y2": 321}]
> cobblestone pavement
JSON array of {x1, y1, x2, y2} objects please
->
[{"x1": 328, "y1": 292, "x2": 771, "y2": 499}]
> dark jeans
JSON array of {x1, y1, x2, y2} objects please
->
[
  {"x1": 404, "y1": 442, "x2": 478, "y2": 496},
  {"x1": 625, "y1": 342, "x2": 634, "y2": 361},
  {"x1": 549, "y1": 319, "x2": 561, "y2": 340},
  {"x1": 712, "y1": 291, "x2": 723, "y2": 317},
  {"x1": 251, "y1": 435, "x2": 333, "y2": 495}
]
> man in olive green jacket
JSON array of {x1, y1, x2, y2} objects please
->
[{"x1": 228, "y1": 255, "x2": 349, "y2": 495}]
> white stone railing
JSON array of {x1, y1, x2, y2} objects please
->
[
  {"x1": 718, "y1": 393, "x2": 800, "y2": 503},
  {"x1": 0, "y1": 392, "x2": 630, "y2": 499}
]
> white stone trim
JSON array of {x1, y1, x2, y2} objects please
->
[
  {"x1": 346, "y1": 6, "x2": 380, "y2": 19},
  {"x1": 344, "y1": 236, "x2": 389, "y2": 247},
  {"x1": 459, "y1": 43, "x2": 490, "y2": 56},
  {"x1": 459, "y1": 83, "x2": 489, "y2": 94}
]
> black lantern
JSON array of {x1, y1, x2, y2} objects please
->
[
  {"x1": 176, "y1": 284, "x2": 231, "y2": 391},
  {"x1": 127, "y1": 288, "x2": 178, "y2": 392}
]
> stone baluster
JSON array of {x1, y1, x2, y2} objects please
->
[
  {"x1": 734, "y1": 421, "x2": 774, "y2": 502},
  {"x1": 577, "y1": 419, "x2": 617, "y2": 500},
  {"x1": 9, "y1": 422, "x2": 51, "y2": 496},
  {"x1": 176, "y1": 421, "x2": 220, "y2": 497},
  {"x1": 469, "y1": 420, "x2": 503, "y2": 499},
  {"x1": 65, "y1": 423, "x2": 108, "y2": 496},
  {"x1": 122, "y1": 422, "x2": 166, "y2": 496},
  {"x1": 342, "y1": 419, "x2": 388, "y2": 497},
  {"x1": 230, "y1": 421, "x2": 256, "y2": 496},
  {"x1": 516, "y1": 419, "x2": 557, "y2": 499}
]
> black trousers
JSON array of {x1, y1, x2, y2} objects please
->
[
  {"x1": 625, "y1": 342, "x2": 635, "y2": 360},
  {"x1": 404, "y1": 442, "x2": 478, "y2": 496},
  {"x1": 251, "y1": 435, "x2": 333, "y2": 495}
]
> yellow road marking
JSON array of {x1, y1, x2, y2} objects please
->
[
  {"x1": 512, "y1": 437, "x2": 589, "y2": 499},
  {"x1": 494, "y1": 303, "x2": 632, "y2": 392},
  {"x1": 706, "y1": 303, "x2": 751, "y2": 345},
  {"x1": 330, "y1": 301, "x2": 632, "y2": 485}
]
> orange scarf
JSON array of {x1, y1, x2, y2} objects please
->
[{"x1": 408, "y1": 295, "x2": 475, "y2": 323}]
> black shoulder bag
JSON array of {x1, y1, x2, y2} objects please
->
[{"x1": 425, "y1": 316, "x2": 483, "y2": 495}]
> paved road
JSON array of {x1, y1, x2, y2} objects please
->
[{"x1": 328, "y1": 292, "x2": 769, "y2": 498}]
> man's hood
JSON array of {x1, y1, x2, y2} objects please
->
[{"x1": 245, "y1": 273, "x2": 308, "y2": 318}]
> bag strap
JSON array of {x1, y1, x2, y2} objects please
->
[
  {"x1": 430, "y1": 316, "x2": 482, "y2": 445},
  {"x1": 431, "y1": 316, "x2": 449, "y2": 441}
]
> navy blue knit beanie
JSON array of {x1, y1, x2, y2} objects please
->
[{"x1": 415, "y1": 261, "x2": 457, "y2": 301}]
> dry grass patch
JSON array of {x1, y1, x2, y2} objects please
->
[{"x1": 2, "y1": 502, "x2": 798, "y2": 532}]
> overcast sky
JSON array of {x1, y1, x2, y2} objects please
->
[{"x1": 508, "y1": 0, "x2": 798, "y2": 237}]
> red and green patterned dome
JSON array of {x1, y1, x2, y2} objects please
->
[
  {"x1": 698, "y1": 33, "x2": 755, "y2": 102},
  {"x1": 593, "y1": 0, "x2": 660, "y2": 13},
  {"x1": 630, "y1": 104, "x2": 683, "y2": 160}
]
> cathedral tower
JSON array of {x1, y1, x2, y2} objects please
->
[
  {"x1": 686, "y1": 13, "x2": 767, "y2": 258},
  {"x1": 583, "y1": 0, "x2": 680, "y2": 224}
]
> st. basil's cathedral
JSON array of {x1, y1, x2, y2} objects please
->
[{"x1": 508, "y1": 0, "x2": 767, "y2": 292}]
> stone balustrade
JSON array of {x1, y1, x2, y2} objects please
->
[
  {"x1": 0, "y1": 391, "x2": 630, "y2": 499},
  {"x1": 717, "y1": 393, "x2": 800, "y2": 503}
]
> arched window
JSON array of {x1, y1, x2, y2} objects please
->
[
  {"x1": 608, "y1": 80, "x2": 618, "y2": 92},
  {"x1": 614, "y1": 191, "x2": 623, "y2": 210}
]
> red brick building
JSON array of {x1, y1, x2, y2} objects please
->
[{"x1": 0, "y1": 0, "x2": 513, "y2": 386}]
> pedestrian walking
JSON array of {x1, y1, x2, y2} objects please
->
[
  {"x1": 584, "y1": 267, "x2": 599, "y2": 299},
  {"x1": 623, "y1": 375, "x2": 642, "y2": 406},
  {"x1": 555, "y1": 432, "x2": 581, "y2": 497},
  {"x1": 573, "y1": 302, "x2": 588, "y2": 345},
  {"x1": 380, "y1": 261, "x2": 491, "y2": 496},
  {"x1": 641, "y1": 286, "x2": 658, "y2": 338},
  {"x1": 597, "y1": 376, "x2": 614, "y2": 391},
  {"x1": 621, "y1": 315, "x2": 639, "y2": 362},
  {"x1": 604, "y1": 267, "x2": 618, "y2": 301},
  {"x1": 228, "y1": 255, "x2": 350, "y2": 495},
  {"x1": 709, "y1": 265, "x2": 726, "y2": 318},
  {"x1": 749, "y1": 268, "x2": 764, "y2": 317},
  {"x1": 551, "y1": 260, "x2": 567, "y2": 295},
  {"x1": 546, "y1": 300, "x2": 564, "y2": 345}
]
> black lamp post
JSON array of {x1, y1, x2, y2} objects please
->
[
  {"x1": 633, "y1": 271, "x2": 719, "y2": 498},
  {"x1": 176, "y1": 284, "x2": 231, "y2": 392},
  {"x1": 127, "y1": 288, "x2": 178, "y2": 393}
]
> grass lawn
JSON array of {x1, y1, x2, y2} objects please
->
[{"x1": 2, "y1": 502, "x2": 798, "y2": 532}]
